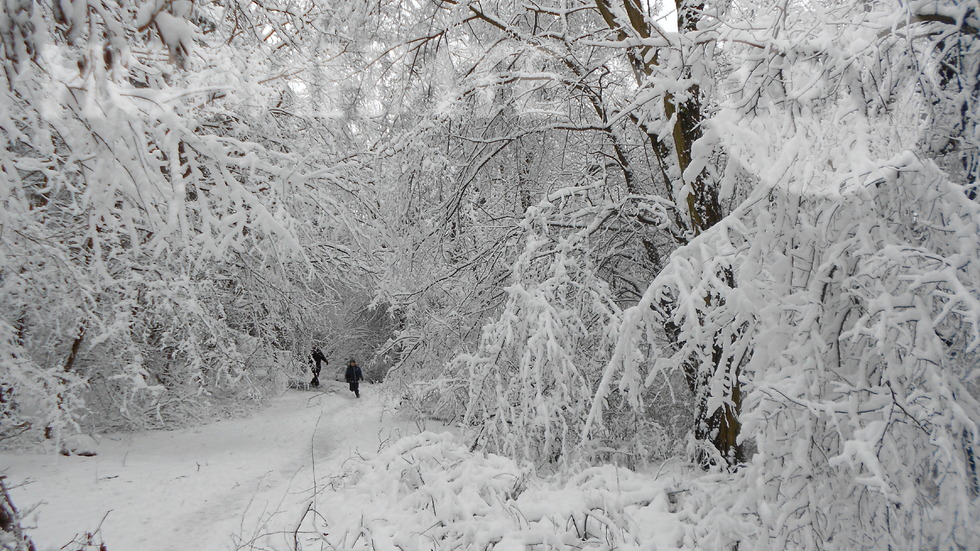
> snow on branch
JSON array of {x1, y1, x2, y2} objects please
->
[
  {"x1": 285, "y1": 432, "x2": 687, "y2": 551},
  {"x1": 594, "y1": 147, "x2": 979, "y2": 547}
]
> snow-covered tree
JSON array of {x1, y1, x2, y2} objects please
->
[
  {"x1": 0, "y1": 0, "x2": 382, "y2": 442},
  {"x1": 360, "y1": 0, "x2": 741, "y2": 465},
  {"x1": 587, "y1": 0, "x2": 980, "y2": 546}
]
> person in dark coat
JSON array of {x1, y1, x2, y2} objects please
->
[
  {"x1": 310, "y1": 346, "x2": 327, "y2": 387},
  {"x1": 344, "y1": 359, "x2": 363, "y2": 398}
]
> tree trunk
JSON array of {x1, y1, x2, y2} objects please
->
[{"x1": 596, "y1": 0, "x2": 742, "y2": 467}]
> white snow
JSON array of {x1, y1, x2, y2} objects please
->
[
  {"x1": 0, "y1": 382, "x2": 416, "y2": 551},
  {"x1": 0, "y1": 381, "x2": 690, "y2": 551}
]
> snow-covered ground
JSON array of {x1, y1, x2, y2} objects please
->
[
  {"x1": 1, "y1": 381, "x2": 689, "y2": 551},
  {"x1": 0, "y1": 381, "x2": 415, "y2": 550}
]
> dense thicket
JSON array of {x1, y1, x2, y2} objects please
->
[
  {"x1": 1, "y1": 0, "x2": 977, "y2": 548},
  {"x1": 370, "y1": 0, "x2": 980, "y2": 547},
  {"x1": 0, "y1": 0, "x2": 384, "y2": 441}
]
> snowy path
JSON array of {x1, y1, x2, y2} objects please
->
[{"x1": 0, "y1": 381, "x2": 419, "y2": 551}]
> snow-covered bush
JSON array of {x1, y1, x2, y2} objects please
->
[
  {"x1": 737, "y1": 155, "x2": 979, "y2": 549},
  {"x1": 0, "y1": 477, "x2": 36, "y2": 551},
  {"x1": 282, "y1": 432, "x2": 688, "y2": 551},
  {"x1": 453, "y1": 189, "x2": 686, "y2": 466},
  {"x1": 457, "y1": 197, "x2": 618, "y2": 464}
]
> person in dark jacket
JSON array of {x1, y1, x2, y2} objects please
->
[
  {"x1": 310, "y1": 346, "x2": 327, "y2": 387},
  {"x1": 344, "y1": 359, "x2": 363, "y2": 398}
]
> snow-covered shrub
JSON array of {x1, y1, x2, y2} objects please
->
[
  {"x1": 737, "y1": 156, "x2": 979, "y2": 549},
  {"x1": 285, "y1": 431, "x2": 687, "y2": 551},
  {"x1": 457, "y1": 202, "x2": 617, "y2": 464},
  {"x1": 0, "y1": 477, "x2": 37, "y2": 551},
  {"x1": 452, "y1": 190, "x2": 686, "y2": 466}
]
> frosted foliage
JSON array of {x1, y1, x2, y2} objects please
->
[
  {"x1": 457, "y1": 197, "x2": 620, "y2": 464},
  {"x1": 306, "y1": 432, "x2": 686, "y2": 551},
  {"x1": 593, "y1": 150, "x2": 980, "y2": 547},
  {"x1": 452, "y1": 189, "x2": 684, "y2": 466},
  {"x1": 734, "y1": 157, "x2": 980, "y2": 549},
  {"x1": 0, "y1": 1, "x2": 363, "y2": 442},
  {"x1": 572, "y1": 0, "x2": 980, "y2": 546}
]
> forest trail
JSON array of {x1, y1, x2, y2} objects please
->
[{"x1": 0, "y1": 381, "x2": 418, "y2": 551}]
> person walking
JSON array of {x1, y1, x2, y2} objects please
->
[
  {"x1": 310, "y1": 346, "x2": 327, "y2": 387},
  {"x1": 344, "y1": 359, "x2": 363, "y2": 398}
]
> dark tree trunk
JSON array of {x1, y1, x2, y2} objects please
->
[{"x1": 596, "y1": 0, "x2": 743, "y2": 468}]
